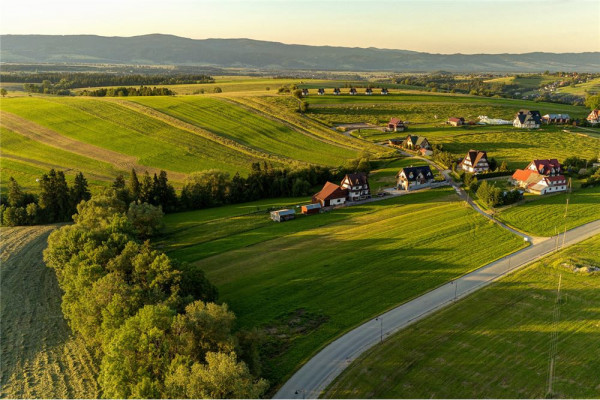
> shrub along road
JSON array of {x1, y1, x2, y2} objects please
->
[{"x1": 274, "y1": 219, "x2": 600, "y2": 399}]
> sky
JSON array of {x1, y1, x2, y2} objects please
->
[{"x1": 1, "y1": 0, "x2": 598, "y2": 54}]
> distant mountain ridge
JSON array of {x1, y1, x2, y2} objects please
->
[{"x1": 2, "y1": 34, "x2": 599, "y2": 72}]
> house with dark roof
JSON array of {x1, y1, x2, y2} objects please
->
[
  {"x1": 365, "y1": 87, "x2": 373, "y2": 95},
  {"x1": 312, "y1": 182, "x2": 347, "y2": 207},
  {"x1": 542, "y1": 113, "x2": 570, "y2": 124},
  {"x1": 587, "y1": 109, "x2": 600, "y2": 124},
  {"x1": 301, "y1": 88, "x2": 309, "y2": 96},
  {"x1": 513, "y1": 110, "x2": 542, "y2": 128},
  {"x1": 458, "y1": 150, "x2": 489, "y2": 174},
  {"x1": 317, "y1": 88, "x2": 325, "y2": 95},
  {"x1": 388, "y1": 138, "x2": 403, "y2": 146},
  {"x1": 333, "y1": 88, "x2": 341, "y2": 95},
  {"x1": 270, "y1": 209, "x2": 296, "y2": 222},
  {"x1": 381, "y1": 88, "x2": 389, "y2": 95},
  {"x1": 397, "y1": 166, "x2": 435, "y2": 191},
  {"x1": 526, "y1": 159, "x2": 562, "y2": 176},
  {"x1": 349, "y1": 88, "x2": 357, "y2": 95},
  {"x1": 340, "y1": 173, "x2": 370, "y2": 201},
  {"x1": 402, "y1": 135, "x2": 431, "y2": 150},
  {"x1": 388, "y1": 117, "x2": 406, "y2": 132},
  {"x1": 447, "y1": 117, "x2": 465, "y2": 127}
]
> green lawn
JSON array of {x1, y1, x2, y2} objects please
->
[
  {"x1": 497, "y1": 185, "x2": 600, "y2": 237},
  {"x1": 162, "y1": 188, "x2": 526, "y2": 386},
  {"x1": 326, "y1": 235, "x2": 600, "y2": 399},
  {"x1": 127, "y1": 96, "x2": 357, "y2": 167}
]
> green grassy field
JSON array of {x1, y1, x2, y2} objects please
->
[
  {"x1": 1, "y1": 226, "x2": 99, "y2": 398},
  {"x1": 1, "y1": 96, "x2": 258, "y2": 177},
  {"x1": 127, "y1": 96, "x2": 357, "y2": 167},
  {"x1": 0, "y1": 126, "x2": 120, "y2": 192},
  {"x1": 556, "y1": 77, "x2": 600, "y2": 95},
  {"x1": 161, "y1": 188, "x2": 526, "y2": 386},
  {"x1": 326, "y1": 234, "x2": 600, "y2": 399},
  {"x1": 484, "y1": 74, "x2": 558, "y2": 89},
  {"x1": 440, "y1": 126, "x2": 600, "y2": 170},
  {"x1": 497, "y1": 185, "x2": 600, "y2": 237},
  {"x1": 300, "y1": 93, "x2": 588, "y2": 127}
]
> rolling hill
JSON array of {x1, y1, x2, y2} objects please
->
[{"x1": 2, "y1": 34, "x2": 599, "y2": 72}]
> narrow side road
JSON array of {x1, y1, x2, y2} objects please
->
[{"x1": 274, "y1": 219, "x2": 600, "y2": 399}]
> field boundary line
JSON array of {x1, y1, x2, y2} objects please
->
[{"x1": 109, "y1": 98, "x2": 304, "y2": 166}]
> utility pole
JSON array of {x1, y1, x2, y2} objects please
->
[{"x1": 375, "y1": 317, "x2": 383, "y2": 343}]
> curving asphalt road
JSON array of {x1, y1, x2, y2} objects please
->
[{"x1": 274, "y1": 219, "x2": 600, "y2": 399}]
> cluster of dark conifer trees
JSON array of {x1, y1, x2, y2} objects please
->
[{"x1": 0, "y1": 170, "x2": 91, "y2": 226}]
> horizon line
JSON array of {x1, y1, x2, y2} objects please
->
[{"x1": 2, "y1": 33, "x2": 599, "y2": 56}]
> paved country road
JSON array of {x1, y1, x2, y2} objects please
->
[{"x1": 274, "y1": 219, "x2": 600, "y2": 399}]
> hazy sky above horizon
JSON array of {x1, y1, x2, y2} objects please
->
[{"x1": 1, "y1": 0, "x2": 598, "y2": 54}]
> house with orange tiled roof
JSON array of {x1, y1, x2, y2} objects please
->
[
  {"x1": 511, "y1": 168, "x2": 567, "y2": 195},
  {"x1": 458, "y1": 150, "x2": 489, "y2": 174}
]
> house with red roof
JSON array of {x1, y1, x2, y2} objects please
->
[
  {"x1": 458, "y1": 150, "x2": 489, "y2": 174},
  {"x1": 312, "y1": 182, "x2": 348, "y2": 207},
  {"x1": 447, "y1": 117, "x2": 465, "y2": 127},
  {"x1": 388, "y1": 118, "x2": 406, "y2": 132},
  {"x1": 587, "y1": 109, "x2": 600, "y2": 125},
  {"x1": 526, "y1": 159, "x2": 562, "y2": 176}
]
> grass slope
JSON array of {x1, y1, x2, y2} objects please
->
[
  {"x1": 0, "y1": 97, "x2": 258, "y2": 178},
  {"x1": 0, "y1": 226, "x2": 99, "y2": 398},
  {"x1": 498, "y1": 186, "x2": 600, "y2": 237},
  {"x1": 162, "y1": 188, "x2": 526, "y2": 386},
  {"x1": 128, "y1": 96, "x2": 356, "y2": 166},
  {"x1": 1, "y1": 126, "x2": 118, "y2": 191},
  {"x1": 325, "y1": 235, "x2": 600, "y2": 399}
]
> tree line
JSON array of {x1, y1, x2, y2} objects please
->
[
  {"x1": 3, "y1": 72, "x2": 214, "y2": 87},
  {"x1": 1, "y1": 170, "x2": 91, "y2": 226},
  {"x1": 1, "y1": 158, "x2": 372, "y2": 226},
  {"x1": 79, "y1": 86, "x2": 175, "y2": 97},
  {"x1": 44, "y1": 190, "x2": 267, "y2": 398}
]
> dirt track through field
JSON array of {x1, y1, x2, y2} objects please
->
[
  {"x1": 0, "y1": 110, "x2": 187, "y2": 182},
  {"x1": 0, "y1": 226, "x2": 99, "y2": 398}
]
